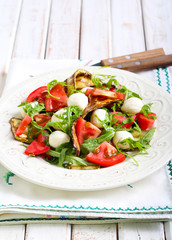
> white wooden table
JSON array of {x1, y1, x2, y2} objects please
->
[{"x1": 0, "y1": 0, "x2": 172, "y2": 239}]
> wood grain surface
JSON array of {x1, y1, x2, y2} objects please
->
[
  {"x1": 46, "y1": 0, "x2": 81, "y2": 59},
  {"x1": 13, "y1": 0, "x2": 51, "y2": 59},
  {"x1": 0, "y1": 0, "x2": 22, "y2": 95},
  {"x1": 80, "y1": 0, "x2": 111, "y2": 59},
  {"x1": 111, "y1": 0, "x2": 145, "y2": 56}
]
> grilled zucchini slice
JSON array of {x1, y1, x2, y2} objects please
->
[
  {"x1": 65, "y1": 69, "x2": 94, "y2": 94},
  {"x1": 68, "y1": 165, "x2": 100, "y2": 170},
  {"x1": 10, "y1": 118, "x2": 33, "y2": 143}
]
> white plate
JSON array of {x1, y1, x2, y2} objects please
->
[{"x1": 0, "y1": 67, "x2": 172, "y2": 191}]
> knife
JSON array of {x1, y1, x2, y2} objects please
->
[{"x1": 92, "y1": 48, "x2": 172, "y2": 72}]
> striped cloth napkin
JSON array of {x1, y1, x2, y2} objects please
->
[{"x1": 0, "y1": 59, "x2": 171, "y2": 225}]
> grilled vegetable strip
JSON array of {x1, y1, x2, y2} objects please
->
[{"x1": 65, "y1": 69, "x2": 94, "y2": 94}]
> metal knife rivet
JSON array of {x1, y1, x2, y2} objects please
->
[
  {"x1": 125, "y1": 55, "x2": 130, "y2": 59},
  {"x1": 108, "y1": 59, "x2": 114, "y2": 63},
  {"x1": 135, "y1": 61, "x2": 141, "y2": 65},
  {"x1": 117, "y1": 64, "x2": 122, "y2": 68}
]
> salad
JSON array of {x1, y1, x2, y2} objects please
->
[{"x1": 10, "y1": 68, "x2": 157, "y2": 170}]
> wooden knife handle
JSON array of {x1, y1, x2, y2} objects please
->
[
  {"x1": 101, "y1": 54, "x2": 172, "y2": 72},
  {"x1": 101, "y1": 48, "x2": 165, "y2": 66},
  {"x1": 100, "y1": 48, "x2": 172, "y2": 72}
]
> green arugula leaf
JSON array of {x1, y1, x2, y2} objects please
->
[
  {"x1": 122, "y1": 117, "x2": 134, "y2": 124},
  {"x1": 115, "y1": 139, "x2": 141, "y2": 166},
  {"x1": 18, "y1": 102, "x2": 45, "y2": 118},
  {"x1": 47, "y1": 80, "x2": 78, "y2": 99},
  {"x1": 117, "y1": 128, "x2": 156, "y2": 153},
  {"x1": 59, "y1": 148, "x2": 68, "y2": 167},
  {"x1": 140, "y1": 128, "x2": 156, "y2": 146},
  {"x1": 114, "y1": 128, "x2": 156, "y2": 166},
  {"x1": 48, "y1": 80, "x2": 82, "y2": 96},
  {"x1": 91, "y1": 72, "x2": 120, "y2": 90},
  {"x1": 111, "y1": 101, "x2": 124, "y2": 111},
  {"x1": 91, "y1": 74, "x2": 104, "y2": 89},
  {"x1": 29, "y1": 119, "x2": 52, "y2": 141},
  {"x1": 55, "y1": 142, "x2": 74, "y2": 154},
  {"x1": 66, "y1": 156, "x2": 93, "y2": 166},
  {"x1": 140, "y1": 104, "x2": 157, "y2": 119},
  {"x1": 21, "y1": 143, "x2": 27, "y2": 148},
  {"x1": 27, "y1": 124, "x2": 40, "y2": 139},
  {"x1": 111, "y1": 103, "x2": 116, "y2": 112},
  {"x1": 32, "y1": 106, "x2": 82, "y2": 138},
  {"x1": 106, "y1": 77, "x2": 120, "y2": 89},
  {"x1": 56, "y1": 81, "x2": 83, "y2": 96},
  {"x1": 66, "y1": 84, "x2": 82, "y2": 96},
  {"x1": 46, "y1": 149, "x2": 94, "y2": 167},
  {"x1": 140, "y1": 103, "x2": 152, "y2": 116},
  {"x1": 47, "y1": 80, "x2": 60, "y2": 100},
  {"x1": 119, "y1": 150, "x2": 139, "y2": 166},
  {"x1": 130, "y1": 120, "x2": 142, "y2": 137},
  {"x1": 95, "y1": 109, "x2": 114, "y2": 131},
  {"x1": 117, "y1": 85, "x2": 142, "y2": 100},
  {"x1": 81, "y1": 129, "x2": 115, "y2": 154},
  {"x1": 49, "y1": 106, "x2": 83, "y2": 136},
  {"x1": 118, "y1": 138, "x2": 147, "y2": 152}
]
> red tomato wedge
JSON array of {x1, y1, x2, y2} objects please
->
[
  {"x1": 45, "y1": 84, "x2": 67, "y2": 112},
  {"x1": 34, "y1": 114, "x2": 51, "y2": 127},
  {"x1": 111, "y1": 112, "x2": 136, "y2": 129},
  {"x1": 86, "y1": 141, "x2": 126, "y2": 167},
  {"x1": 25, "y1": 140, "x2": 50, "y2": 155},
  {"x1": 37, "y1": 132, "x2": 47, "y2": 143},
  {"x1": 109, "y1": 87, "x2": 117, "y2": 91},
  {"x1": 26, "y1": 86, "x2": 47, "y2": 103},
  {"x1": 85, "y1": 88, "x2": 94, "y2": 95},
  {"x1": 86, "y1": 88, "x2": 125, "y2": 100},
  {"x1": 76, "y1": 117, "x2": 101, "y2": 146},
  {"x1": 45, "y1": 98, "x2": 67, "y2": 112},
  {"x1": 16, "y1": 115, "x2": 32, "y2": 136},
  {"x1": 136, "y1": 113, "x2": 156, "y2": 130},
  {"x1": 37, "y1": 132, "x2": 52, "y2": 159}
]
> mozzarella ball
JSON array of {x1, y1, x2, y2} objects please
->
[
  {"x1": 113, "y1": 131, "x2": 134, "y2": 150},
  {"x1": 81, "y1": 87, "x2": 94, "y2": 93},
  {"x1": 51, "y1": 108, "x2": 66, "y2": 129},
  {"x1": 67, "y1": 93, "x2": 88, "y2": 111},
  {"x1": 121, "y1": 97, "x2": 143, "y2": 114},
  {"x1": 19, "y1": 102, "x2": 38, "y2": 118},
  {"x1": 90, "y1": 109, "x2": 107, "y2": 128},
  {"x1": 20, "y1": 107, "x2": 27, "y2": 118},
  {"x1": 49, "y1": 130, "x2": 70, "y2": 148}
]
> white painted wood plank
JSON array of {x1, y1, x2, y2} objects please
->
[
  {"x1": 25, "y1": 223, "x2": 71, "y2": 240},
  {"x1": 0, "y1": 225, "x2": 25, "y2": 240},
  {"x1": 111, "y1": 0, "x2": 145, "y2": 56},
  {"x1": 142, "y1": 0, "x2": 172, "y2": 77},
  {"x1": 142, "y1": 0, "x2": 172, "y2": 54},
  {"x1": 118, "y1": 222, "x2": 165, "y2": 240},
  {"x1": 110, "y1": 1, "x2": 166, "y2": 239},
  {"x1": 46, "y1": 0, "x2": 81, "y2": 59},
  {"x1": 164, "y1": 221, "x2": 172, "y2": 240},
  {"x1": 0, "y1": 0, "x2": 22, "y2": 95},
  {"x1": 13, "y1": 0, "x2": 51, "y2": 59},
  {"x1": 80, "y1": 0, "x2": 111, "y2": 59},
  {"x1": 72, "y1": 224, "x2": 117, "y2": 240}
]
